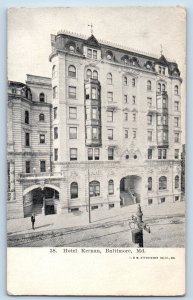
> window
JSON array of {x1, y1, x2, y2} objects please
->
[
  {"x1": 92, "y1": 127, "x2": 98, "y2": 139},
  {"x1": 39, "y1": 113, "x2": 45, "y2": 121},
  {"x1": 70, "y1": 148, "x2": 77, "y2": 161},
  {"x1": 108, "y1": 147, "x2": 114, "y2": 160},
  {"x1": 53, "y1": 86, "x2": 58, "y2": 99},
  {"x1": 93, "y1": 70, "x2": 98, "y2": 80},
  {"x1": 125, "y1": 130, "x2": 128, "y2": 138},
  {"x1": 124, "y1": 113, "x2": 128, "y2": 121},
  {"x1": 69, "y1": 107, "x2": 77, "y2": 119},
  {"x1": 174, "y1": 149, "x2": 179, "y2": 159},
  {"x1": 108, "y1": 129, "x2": 113, "y2": 140},
  {"x1": 174, "y1": 117, "x2": 179, "y2": 127},
  {"x1": 89, "y1": 181, "x2": 100, "y2": 197},
  {"x1": 148, "y1": 149, "x2": 152, "y2": 159},
  {"x1": 107, "y1": 53, "x2": 112, "y2": 60},
  {"x1": 26, "y1": 161, "x2": 30, "y2": 173},
  {"x1": 108, "y1": 180, "x2": 114, "y2": 195},
  {"x1": 147, "y1": 131, "x2": 152, "y2": 141},
  {"x1": 159, "y1": 176, "x2": 167, "y2": 190},
  {"x1": 69, "y1": 86, "x2": 76, "y2": 99},
  {"x1": 157, "y1": 83, "x2": 161, "y2": 93},
  {"x1": 25, "y1": 111, "x2": 29, "y2": 124},
  {"x1": 157, "y1": 115, "x2": 162, "y2": 125},
  {"x1": 86, "y1": 107, "x2": 90, "y2": 120},
  {"x1": 147, "y1": 115, "x2": 152, "y2": 125},
  {"x1": 124, "y1": 95, "x2": 128, "y2": 103},
  {"x1": 174, "y1": 132, "x2": 180, "y2": 143},
  {"x1": 162, "y1": 84, "x2": 166, "y2": 92},
  {"x1": 93, "y1": 50, "x2": 97, "y2": 59},
  {"x1": 107, "y1": 73, "x2": 112, "y2": 85},
  {"x1": 175, "y1": 196, "x2": 179, "y2": 202},
  {"x1": 70, "y1": 182, "x2": 78, "y2": 199},
  {"x1": 147, "y1": 97, "x2": 152, "y2": 107},
  {"x1": 54, "y1": 148, "x2": 58, "y2": 161},
  {"x1": 162, "y1": 67, "x2": 165, "y2": 75},
  {"x1": 94, "y1": 148, "x2": 99, "y2": 160},
  {"x1": 40, "y1": 160, "x2": 46, "y2": 172},
  {"x1": 69, "y1": 45, "x2": 75, "y2": 52},
  {"x1": 160, "y1": 197, "x2": 165, "y2": 204},
  {"x1": 69, "y1": 127, "x2": 77, "y2": 139},
  {"x1": 54, "y1": 127, "x2": 58, "y2": 139},
  {"x1": 86, "y1": 69, "x2": 92, "y2": 79},
  {"x1": 163, "y1": 115, "x2": 167, "y2": 125},
  {"x1": 87, "y1": 49, "x2": 92, "y2": 58},
  {"x1": 123, "y1": 76, "x2": 127, "y2": 85},
  {"x1": 133, "y1": 130, "x2": 136, "y2": 139},
  {"x1": 88, "y1": 148, "x2": 93, "y2": 160},
  {"x1": 163, "y1": 98, "x2": 167, "y2": 109},
  {"x1": 107, "y1": 92, "x2": 113, "y2": 102},
  {"x1": 91, "y1": 88, "x2": 97, "y2": 99},
  {"x1": 132, "y1": 113, "x2": 136, "y2": 122},
  {"x1": 52, "y1": 65, "x2": 56, "y2": 78},
  {"x1": 174, "y1": 85, "x2": 179, "y2": 95},
  {"x1": 174, "y1": 101, "x2": 179, "y2": 111},
  {"x1": 132, "y1": 78, "x2": 136, "y2": 87},
  {"x1": 54, "y1": 107, "x2": 58, "y2": 119},
  {"x1": 148, "y1": 199, "x2": 153, "y2": 205},
  {"x1": 25, "y1": 132, "x2": 30, "y2": 147},
  {"x1": 39, "y1": 93, "x2": 45, "y2": 102},
  {"x1": 68, "y1": 65, "x2": 76, "y2": 78},
  {"x1": 147, "y1": 80, "x2": 151, "y2": 91},
  {"x1": 132, "y1": 96, "x2": 136, "y2": 105},
  {"x1": 175, "y1": 175, "x2": 180, "y2": 189},
  {"x1": 92, "y1": 108, "x2": 97, "y2": 120},
  {"x1": 148, "y1": 177, "x2": 152, "y2": 191},
  {"x1": 107, "y1": 111, "x2": 113, "y2": 122},
  {"x1": 40, "y1": 134, "x2": 45, "y2": 144},
  {"x1": 158, "y1": 149, "x2": 167, "y2": 159}
]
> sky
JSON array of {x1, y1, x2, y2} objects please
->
[{"x1": 7, "y1": 7, "x2": 186, "y2": 138}]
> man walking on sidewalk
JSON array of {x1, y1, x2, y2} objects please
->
[{"x1": 31, "y1": 213, "x2": 35, "y2": 230}]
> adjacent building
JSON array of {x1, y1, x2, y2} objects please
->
[{"x1": 7, "y1": 31, "x2": 183, "y2": 219}]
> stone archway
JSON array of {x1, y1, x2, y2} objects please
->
[{"x1": 120, "y1": 175, "x2": 142, "y2": 206}]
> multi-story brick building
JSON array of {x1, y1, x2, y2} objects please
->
[{"x1": 7, "y1": 30, "x2": 183, "y2": 219}]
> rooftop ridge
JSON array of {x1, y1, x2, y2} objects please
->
[{"x1": 57, "y1": 29, "x2": 176, "y2": 63}]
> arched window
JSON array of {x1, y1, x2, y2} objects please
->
[
  {"x1": 123, "y1": 76, "x2": 127, "y2": 85},
  {"x1": 52, "y1": 65, "x2": 56, "y2": 78},
  {"x1": 159, "y1": 176, "x2": 167, "y2": 190},
  {"x1": 175, "y1": 175, "x2": 180, "y2": 189},
  {"x1": 70, "y1": 182, "x2": 78, "y2": 199},
  {"x1": 108, "y1": 180, "x2": 114, "y2": 195},
  {"x1": 89, "y1": 180, "x2": 100, "y2": 197},
  {"x1": 107, "y1": 73, "x2": 112, "y2": 85},
  {"x1": 162, "y1": 84, "x2": 166, "y2": 92},
  {"x1": 68, "y1": 65, "x2": 76, "y2": 78},
  {"x1": 148, "y1": 177, "x2": 152, "y2": 191},
  {"x1": 93, "y1": 70, "x2": 98, "y2": 80},
  {"x1": 25, "y1": 110, "x2": 29, "y2": 124},
  {"x1": 157, "y1": 83, "x2": 161, "y2": 93},
  {"x1": 39, "y1": 113, "x2": 45, "y2": 121},
  {"x1": 174, "y1": 85, "x2": 179, "y2": 95},
  {"x1": 86, "y1": 69, "x2": 92, "y2": 79},
  {"x1": 39, "y1": 93, "x2": 45, "y2": 102},
  {"x1": 147, "y1": 80, "x2": 151, "y2": 91}
]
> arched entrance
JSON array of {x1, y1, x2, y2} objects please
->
[
  {"x1": 120, "y1": 175, "x2": 142, "y2": 206},
  {"x1": 23, "y1": 187, "x2": 59, "y2": 218}
]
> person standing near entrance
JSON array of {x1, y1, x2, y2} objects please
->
[{"x1": 31, "y1": 213, "x2": 35, "y2": 230}]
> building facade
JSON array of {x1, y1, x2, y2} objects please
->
[{"x1": 7, "y1": 31, "x2": 183, "y2": 219}]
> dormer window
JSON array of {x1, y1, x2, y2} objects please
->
[
  {"x1": 107, "y1": 54, "x2": 112, "y2": 60},
  {"x1": 87, "y1": 49, "x2": 92, "y2": 58},
  {"x1": 93, "y1": 50, "x2": 97, "y2": 59},
  {"x1": 69, "y1": 45, "x2": 75, "y2": 52}
]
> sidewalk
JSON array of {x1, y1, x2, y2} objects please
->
[{"x1": 7, "y1": 201, "x2": 185, "y2": 236}]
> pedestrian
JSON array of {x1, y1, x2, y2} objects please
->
[{"x1": 31, "y1": 213, "x2": 35, "y2": 230}]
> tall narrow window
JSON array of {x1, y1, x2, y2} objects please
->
[
  {"x1": 107, "y1": 92, "x2": 113, "y2": 102},
  {"x1": 123, "y1": 76, "x2": 127, "y2": 85},
  {"x1": 92, "y1": 108, "x2": 97, "y2": 120},
  {"x1": 163, "y1": 98, "x2": 167, "y2": 109},
  {"x1": 147, "y1": 131, "x2": 152, "y2": 141},
  {"x1": 69, "y1": 86, "x2": 76, "y2": 99},
  {"x1": 53, "y1": 86, "x2": 58, "y2": 99},
  {"x1": 68, "y1": 65, "x2": 76, "y2": 77},
  {"x1": 148, "y1": 177, "x2": 152, "y2": 191},
  {"x1": 39, "y1": 113, "x2": 45, "y2": 121},
  {"x1": 92, "y1": 127, "x2": 98, "y2": 139},
  {"x1": 174, "y1": 117, "x2": 179, "y2": 127},
  {"x1": 132, "y1": 96, "x2": 136, "y2": 105},
  {"x1": 174, "y1": 101, "x2": 179, "y2": 111},
  {"x1": 26, "y1": 161, "x2": 31, "y2": 173},
  {"x1": 132, "y1": 78, "x2": 136, "y2": 87},
  {"x1": 40, "y1": 134, "x2": 45, "y2": 144},
  {"x1": 107, "y1": 111, "x2": 113, "y2": 122},
  {"x1": 108, "y1": 147, "x2": 114, "y2": 160},
  {"x1": 86, "y1": 69, "x2": 92, "y2": 79},
  {"x1": 124, "y1": 95, "x2": 128, "y2": 103},
  {"x1": 133, "y1": 130, "x2": 137, "y2": 139},
  {"x1": 94, "y1": 148, "x2": 99, "y2": 160},
  {"x1": 175, "y1": 175, "x2": 180, "y2": 189},
  {"x1": 174, "y1": 132, "x2": 180, "y2": 143},
  {"x1": 70, "y1": 148, "x2": 77, "y2": 161},
  {"x1": 125, "y1": 130, "x2": 128, "y2": 138},
  {"x1": 88, "y1": 148, "x2": 93, "y2": 160},
  {"x1": 39, "y1": 93, "x2": 45, "y2": 102},
  {"x1": 91, "y1": 88, "x2": 97, "y2": 99},
  {"x1": 174, "y1": 149, "x2": 179, "y2": 159},
  {"x1": 69, "y1": 127, "x2": 77, "y2": 139},
  {"x1": 174, "y1": 85, "x2": 179, "y2": 95},
  {"x1": 107, "y1": 73, "x2": 112, "y2": 85},
  {"x1": 93, "y1": 70, "x2": 98, "y2": 80},
  {"x1": 87, "y1": 49, "x2": 92, "y2": 58},
  {"x1": 108, "y1": 180, "x2": 114, "y2": 195},
  {"x1": 147, "y1": 115, "x2": 152, "y2": 125},
  {"x1": 70, "y1": 182, "x2": 78, "y2": 199},
  {"x1": 69, "y1": 107, "x2": 77, "y2": 119},
  {"x1": 40, "y1": 160, "x2": 46, "y2": 172},
  {"x1": 52, "y1": 65, "x2": 56, "y2": 78},
  {"x1": 89, "y1": 181, "x2": 100, "y2": 197},
  {"x1": 54, "y1": 127, "x2": 58, "y2": 139},
  {"x1": 25, "y1": 110, "x2": 29, "y2": 124},
  {"x1": 54, "y1": 107, "x2": 58, "y2": 119},
  {"x1": 54, "y1": 148, "x2": 58, "y2": 161},
  {"x1": 162, "y1": 84, "x2": 166, "y2": 92},
  {"x1": 148, "y1": 149, "x2": 152, "y2": 159},
  {"x1": 147, "y1": 80, "x2": 152, "y2": 91},
  {"x1": 159, "y1": 176, "x2": 167, "y2": 190},
  {"x1": 147, "y1": 97, "x2": 152, "y2": 107},
  {"x1": 93, "y1": 50, "x2": 97, "y2": 59},
  {"x1": 108, "y1": 129, "x2": 113, "y2": 140},
  {"x1": 25, "y1": 132, "x2": 30, "y2": 147}
]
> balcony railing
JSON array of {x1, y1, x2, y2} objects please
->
[{"x1": 18, "y1": 171, "x2": 64, "y2": 180}]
